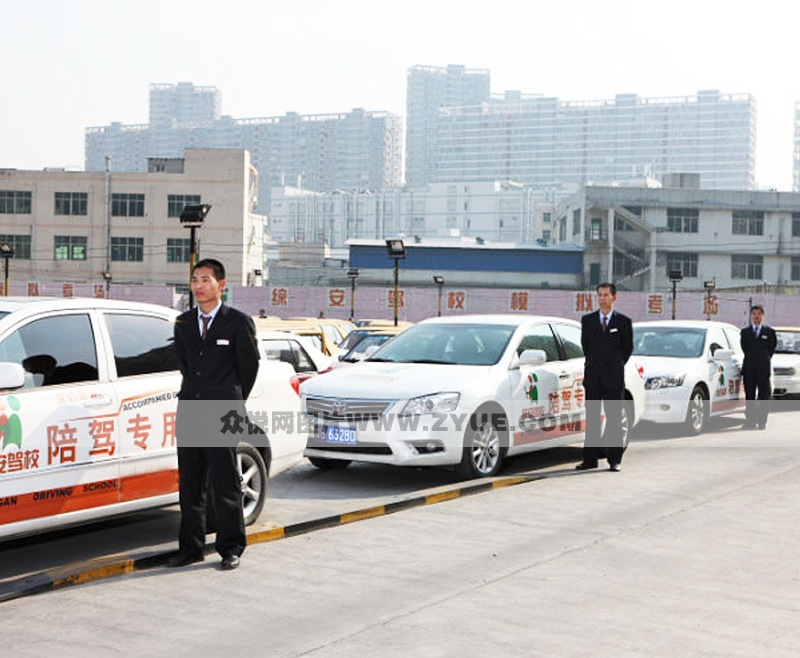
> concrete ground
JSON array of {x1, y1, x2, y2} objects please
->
[{"x1": 3, "y1": 411, "x2": 799, "y2": 657}]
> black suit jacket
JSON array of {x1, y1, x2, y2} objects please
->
[
  {"x1": 174, "y1": 304, "x2": 260, "y2": 402},
  {"x1": 581, "y1": 310, "x2": 634, "y2": 370},
  {"x1": 740, "y1": 324, "x2": 777, "y2": 378}
]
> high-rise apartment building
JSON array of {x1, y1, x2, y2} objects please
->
[
  {"x1": 85, "y1": 83, "x2": 403, "y2": 212},
  {"x1": 405, "y1": 65, "x2": 491, "y2": 188},
  {"x1": 431, "y1": 89, "x2": 756, "y2": 191},
  {"x1": 793, "y1": 101, "x2": 800, "y2": 191}
]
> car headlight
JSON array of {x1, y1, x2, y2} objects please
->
[
  {"x1": 400, "y1": 392, "x2": 460, "y2": 416},
  {"x1": 645, "y1": 374, "x2": 686, "y2": 390}
]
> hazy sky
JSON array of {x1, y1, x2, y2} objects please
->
[{"x1": 2, "y1": 0, "x2": 798, "y2": 189}]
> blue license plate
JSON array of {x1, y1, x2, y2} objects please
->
[{"x1": 323, "y1": 425, "x2": 357, "y2": 445}]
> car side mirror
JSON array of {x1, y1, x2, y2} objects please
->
[
  {"x1": 712, "y1": 349, "x2": 734, "y2": 362},
  {"x1": 516, "y1": 348, "x2": 547, "y2": 368},
  {"x1": 0, "y1": 362, "x2": 26, "y2": 390}
]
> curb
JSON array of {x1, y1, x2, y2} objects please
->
[{"x1": 0, "y1": 473, "x2": 542, "y2": 604}]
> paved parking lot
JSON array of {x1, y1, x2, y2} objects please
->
[{"x1": 3, "y1": 407, "x2": 800, "y2": 657}]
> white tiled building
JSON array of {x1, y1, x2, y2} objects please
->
[
  {"x1": 268, "y1": 181, "x2": 556, "y2": 248},
  {"x1": 556, "y1": 178, "x2": 800, "y2": 292},
  {"x1": 85, "y1": 83, "x2": 403, "y2": 214},
  {"x1": 0, "y1": 149, "x2": 264, "y2": 289}
]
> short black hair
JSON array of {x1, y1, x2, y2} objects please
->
[
  {"x1": 750, "y1": 304, "x2": 765, "y2": 314},
  {"x1": 193, "y1": 258, "x2": 225, "y2": 280},
  {"x1": 597, "y1": 281, "x2": 617, "y2": 296}
]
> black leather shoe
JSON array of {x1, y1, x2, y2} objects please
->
[
  {"x1": 575, "y1": 462, "x2": 598, "y2": 471},
  {"x1": 757, "y1": 424, "x2": 766, "y2": 430},
  {"x1": 608, "y1": 462, "x2": 621, "y2": 472},
  {"x1": 221, "y1": 555, "x2": 240, "y2": 571},
  {"x1": 167, "y1": 553, "x2": 204, "y2": 568}
]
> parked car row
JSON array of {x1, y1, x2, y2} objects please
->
[{"x1": 1, "y1": 299, "x2": 780, "y2": 542}]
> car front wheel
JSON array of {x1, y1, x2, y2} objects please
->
[
  {"x1": 457, "y1": 411, "x2": 505, "y2": 479},
  {"x1": 238, "y1": 443, "x2": 268, "y2": 525},
  {"x1": 683, "y1": 386, "x2": 709, "y2": 435}
]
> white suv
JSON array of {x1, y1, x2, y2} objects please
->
[{"x1": 0, "y1": 298, "x2": 304, "y2": 541}]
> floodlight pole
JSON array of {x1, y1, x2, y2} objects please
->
[
  {"x1": 0, "y1": 243, "x2": 13, "y2": 296},
  {"x1": 347, "y1": 268, "x2": 359, "y2": 323},
  {"x1": 180, "y1": 204, "x2": 211, "y2": 309}
]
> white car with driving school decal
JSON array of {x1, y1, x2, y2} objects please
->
[
  {"x1": 0, "y1": 298, "x2": 304, "y2": 541},
  {"x1": 300, "y1": 315, "x2": 644, "y2": 478},
  {"x1": 633, "y1": 320, "x2": 745, "y2": 434}
]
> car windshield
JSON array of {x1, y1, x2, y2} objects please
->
[
  {"x1": 367, "y1": 323, "x2": 515, "y2": 366},
  {"x1": 775, "y1": 330, "x2": 800, "y2": 354},
  {"x1": 340, "y1": 333, "x2": 395, "y2": 362},
  {"x1": 633, "y1": 327, "x2": 706, "y2": 358}
]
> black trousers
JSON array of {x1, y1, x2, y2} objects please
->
[
  {"x1": 583, "y1": 370, "x2": 625, "y2": 465},
  {"x1": 177, "y1": 446, "x2": 246, "y2": 559},
  {"x1": 743, "y1": 371, "x2": 771, "y2": 427}
]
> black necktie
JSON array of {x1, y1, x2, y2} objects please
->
[
  {"x1": 201, "y1": 315, "x2": 211, "y2": 340},
  {"x1": 602, "y1": 315, "x2": 608, "y2": 332}
]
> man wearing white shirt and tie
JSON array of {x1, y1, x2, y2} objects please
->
[
  {"x1": 170, "y1": 258, "x2": 260, "y2": 571},
  {"x1": 740, "y1": 304, "x2": 777, "y2": 430},
  {"x1": 577, "y1": 282, "x2": 634, "y2": 472}
]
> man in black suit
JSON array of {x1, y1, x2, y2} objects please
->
[
  {"x1": 169, "y1": 258, "x2": 260, "y2": 571},
  {"x1": 577, "y1": 282, "x2": 634, "y2": 472},
  {"x1": 740, "y1": 304, "x2": 777, "y2": 430}
]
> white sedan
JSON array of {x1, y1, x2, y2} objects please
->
[
  {"x1": 301, "y1": 315, "x2": 644, "y2": 478},
  {"x1": 633, "y1": 320, "x2": 745, "y2": 434},
  {"x1": 772, "y1": 327, "x2": 800, "y2": 398}
]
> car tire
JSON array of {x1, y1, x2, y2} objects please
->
[
  {"x1": 206, "y1": 443, "x2": 269, "y2": 531},
  {"x1": 308, "y1": 456, "x2": 352, "y2": 470},
  {"x1": 683, "y1": 386, "x2": 709, "y2": 435},
  {"x1": 621, "y1": 399, "x2": 634, "y2": 448},
  {"x1": 457, "y1": 411, "x2": 505, "y2": 479}
]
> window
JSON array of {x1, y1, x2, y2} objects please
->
[
  {"x1": 167, "y1": 237, "x2": 191, "y2": 263},
  {"x1": 707, "y1": 326, "x2": 730, "y2": 356},
  {"x1": 111, "y1": 237, "x2": 144, "y2": 262},
  {"x1": 0, "y1": 234, "x2": 31, "y2": 259},
  {"x1": 791, "y1": 256, "x2": 800, "y2": 281},
  {"x1": 0, "y1": 190, "x2": 32, "y2": 214},
  {"x1": 551, "y1": 323, "x2": 583, "y2": 360},
  {"x1": 54, "y1": 192, "x2": 88, "y2": 216},
  {"x1": 559, "y1": 217, "x2": 567, "y2": 242},
  {"x1": 667, "y1": 208, "x2": 699, "y2": 233},
  {"x1": 731, "y1": 254, "x2": 763, "y2": 279},
  {"x1": 573, "y1": 209, "x2": 581, "y2": 235},
  {"x1": 54, "y1": 236, "x2": 87, "y2": 260},
  {"x1": 167, "y1": 194, "x2": 201, "y2": 218},
  {"x1": 0, "y1": 314, "x2": 99, "y2": 388},
  {"x1": 112, "y1": 193, "x2": 145, "y2": 217},
  {"x1": 517, "y1": 323, "x2": 560, "y2": 361},
  {"x1": 103, "y1": 313, "x2": 180, "y2": 377},
  {"x1": 732, "y1": 210, "x2": 764, "y2": 236},
  {"x1": 666, "y1": 252, "x2": 698, "y2": 279},
  {"x1": 542, "y1": 212, "x2": 552, "y2": 224},
  {"x1": 792, "y1": 212, "x2": 800, "y2": 238},
  {"x1": 590, "y1": 218, "x2": 603, "y2": 241},
  {"x1": 260, "y1": 338, "x2": 316, "y2": 373}
]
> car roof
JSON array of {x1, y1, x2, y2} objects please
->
[
  {"x1": 417, "y1": 314, "x2": 579, "y2": 327},
  {"x1": 0, "y1": 296, "x2": 177, "y2": 316},
  {"x1": 633, "y1": 320, "x2": 738, "y2": 329}
]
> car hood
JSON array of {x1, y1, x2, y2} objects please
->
[
  {"x1": 634, "y1": 355, "x2": 699, "y2": 379},
  {"x1": 300, "y1": 361, "x2": 492, "y2": 399},
  {"x1": 772, "y1": 353, "x2": 800, "y2": 368}
]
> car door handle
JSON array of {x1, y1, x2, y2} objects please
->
[
  {"x1": 83, "y1": 394, "x2": 115, "y2": 409},
  {"x1": 558, "y1": 372, "x2": 571, "y2": 380}
]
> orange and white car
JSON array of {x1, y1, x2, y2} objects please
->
[{"x1": 0, "y1": 298, "x2": 304, "y2": 541}]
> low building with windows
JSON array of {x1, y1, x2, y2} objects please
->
[
  {"x1": 556, "y1": 177, "x2": 800, "y2": 292},
  {"x1": 0, "y1": 149, "x2": 264, "y2": 290}
]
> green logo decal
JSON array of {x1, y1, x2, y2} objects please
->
[
  {"x1": 0, "y1": 395, "x2": 23, "y2": 449},
  {"x1": 526, "y1": 373, "x2": 538, "y2": 401}
]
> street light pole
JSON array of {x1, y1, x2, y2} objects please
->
[
  {"x1": 669, "y1": 269, "x2": 683, "y2": 320},
  {"x1": 180, "y1": 204, "x2": 211, "y2": 309},
  {"x1": 433, "y1": 275, "x2": 445, "y2": 317},
  {"x1": 385, "y1": 239, "x2": 406, "y2": 327},
  {"x1": 347, "y1": 268, "x2": 359, "y2": 323},
  {"x1": 0, "y1": 243, "x2": 14, "y2": 296}
]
